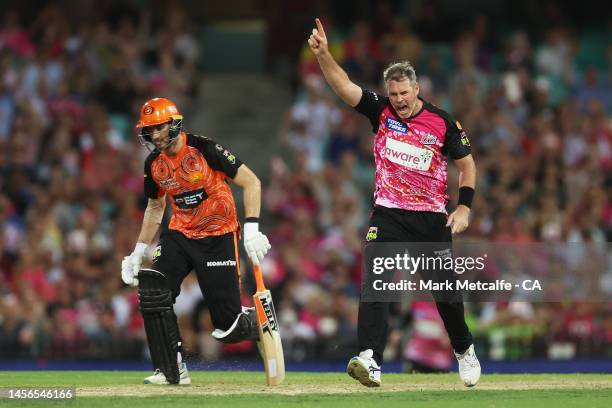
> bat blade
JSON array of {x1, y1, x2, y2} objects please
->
[{"x1": 253, "y1": 288, "x2": 285, "y2": 386}]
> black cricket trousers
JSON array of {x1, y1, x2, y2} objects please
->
[{"x1": 358, "y1": 205, "x2": 473, "y2": 365}]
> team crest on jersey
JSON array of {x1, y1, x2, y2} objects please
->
[
  {"x1": 366, "y1": 226, "x2": 378, "y2": 241},
  {"x1": 188, "y1": 171, "x2": 203, "y2": 183},
  {"x1": 420, "y1": 133, "x2": 438, "y2": 145},
  {"x1": 385, "y1": 117, "x2": 408, "y2": 134}
]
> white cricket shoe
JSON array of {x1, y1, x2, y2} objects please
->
[
  {"x1": 347, "y1": 349, "x2": 381, "y2": 387},
  {"x1": 143, "y1": 362, "x2": 191, "y2": 385},
  {"x1": 455, "y1": 344, "x2": 480, "y2": 387}
]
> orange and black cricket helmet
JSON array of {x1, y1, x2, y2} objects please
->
[{"x1": 136, "y1": 97, "x2": 183, "y2": 148}]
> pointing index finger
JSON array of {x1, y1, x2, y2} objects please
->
[{"x1": 315, "y1": 18, "x2": 326, "y2": 37}]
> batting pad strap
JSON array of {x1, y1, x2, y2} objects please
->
[
  {"x1": 211, "y1": 310, "x2": 259, "y2": 343},
  {"x1": 211, "y1": 313, "x2": 242, "y2": 340},
  {"x1": 138, "y1": 269, "x2": 173, "y2": 313}
]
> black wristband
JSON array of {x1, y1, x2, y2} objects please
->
[
  {"x1": 457, "y1": 187, "x2": 475, "y2": 208},
  {"x1": 245, "y1": 217, "x2": 259, "y2": 223}
]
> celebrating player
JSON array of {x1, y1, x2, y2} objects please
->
[
  {"x1": 121, "y1": 98, "x2": 271, "y2": 385},
  {"x1": 308, "y1": 19, "x2": 480, "y2": 387}
]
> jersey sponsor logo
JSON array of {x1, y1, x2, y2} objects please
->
[
  {"x1": 159, "y1": 178, "x2": 181, "y2": 190},
  {"x1": 366, "y1": 226, "x2": 378, "y2": 241},
  {"x1": 420, "y1": 133, "x2": 438, "y2": 145},
  {"x1": 173, "y1": 188, "x2": 208, "y2": 209},
  {"x1": 383, "y1": 138, "x2": 433, "y2": 171},
  {"x1": 206, "y1": 260, "x2": 237, "y2": 267},
  {"x1": 385, "y1": 117, "x2": 408, "y2": 134},
  {"x1": 433, "y1": 248, "x2": 452, "y2": 259}
]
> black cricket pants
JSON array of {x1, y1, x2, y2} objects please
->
[
  {"x1": 151, "y1": 229, "x2": 242, "y2": 331},
  {"x1": 358, "y1": 206, "x2": 473, "y2": 365}
]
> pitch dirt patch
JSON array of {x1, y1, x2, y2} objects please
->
[{"x1": 78, "y1": 378, "x2": 612, "y2": 397}]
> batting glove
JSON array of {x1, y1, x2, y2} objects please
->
[
  {"x1": 243, "y1": 222, "x2": 271, "y2": 266},
  {"x1": 121, "y1": 243, "x2": 147, "y2": 287}
]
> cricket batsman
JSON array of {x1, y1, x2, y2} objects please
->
[
  {"x1": 120, "y1": 97, "x2": 271, "y2": 384},
  {"x1": 308, "y1": 19, "x2": 481, "y2": 387}
]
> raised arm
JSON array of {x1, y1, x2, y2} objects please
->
[{"x1": 308, "y1": 18, "x2": 362, "y2": 107}]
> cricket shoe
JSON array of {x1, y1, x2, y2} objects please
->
[
  {"x1": 347, "y1": 349, "x2": 381, "y2": 387},
  {"x1": 143, "y1": 363, "x2": 191, "y2": 385},
  {"x1": 455, "y1": 344, "x2": 480, "y2": 387}
]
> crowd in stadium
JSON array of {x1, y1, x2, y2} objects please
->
[
  {"x1": 0, "y1": 2, "x2": 610, "y2": 367},
  {"x1": 0, "y1": 3, "x2": 201, "y2": 359}
]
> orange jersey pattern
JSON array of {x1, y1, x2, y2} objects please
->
[{"x1": 144, "y1": 133, "x2": 242, "y2": 239}]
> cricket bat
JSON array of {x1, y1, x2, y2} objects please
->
[{"x1": 252, "y1": 264, "x2": 285, "y2": 386}]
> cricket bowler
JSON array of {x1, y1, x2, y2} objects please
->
[
  {"x1": 308, "y1": 18, "x2": 481, "y2": 387},
  {"x1": 120, "y1": 97, "x2": 271, "y2": 384}
]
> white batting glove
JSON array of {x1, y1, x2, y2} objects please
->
[
  {"x1": 243, "y1": 222, "x2": 271, "y2": 266},
  {"x1": 121, "y1": 243, "x2": 147, "y2": 287}
]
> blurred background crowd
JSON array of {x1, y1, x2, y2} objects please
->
[{"x1": 0, "y1": 0, "x2": 610, "y2": 371}]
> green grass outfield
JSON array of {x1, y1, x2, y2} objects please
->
[{"x1": 0, "y1": 371, "x2": 611, "y2": 407}]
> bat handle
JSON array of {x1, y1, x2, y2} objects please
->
[{"x1": 253, "y1": 264, "x2": 266, "y2": 292}]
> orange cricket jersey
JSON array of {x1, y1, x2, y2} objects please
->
[{"x1": 144, "y1": 132, "x2": 241, "y2": 239}]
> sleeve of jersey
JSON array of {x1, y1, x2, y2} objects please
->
[
  {"x1": 199, "y1": 138, "x2": 243, "y2": 179},
  {"x1": 443, "y1": 118, "x2": 472, "y2": 160},
  {"x1": 353, "y1": 88, "x2": 388, "y2": 133},
  {"x1": 144, "y1": 156, "x2": 164, "y2": 199}
]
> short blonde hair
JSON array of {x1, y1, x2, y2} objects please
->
[{"x1": 383, "y1": 61, "x2": 417, "y2": 85}]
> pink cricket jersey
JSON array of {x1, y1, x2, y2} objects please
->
[{"x1": 355, "y1": 89, "x2": 471, "y2": 214}]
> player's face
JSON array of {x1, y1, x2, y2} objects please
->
[
  {"x1": 147, "y1": 122, "x2": 171, "y2": 150},
  {"x1": 386, "y1": 79, "x2": 419, "y2": 119}
]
